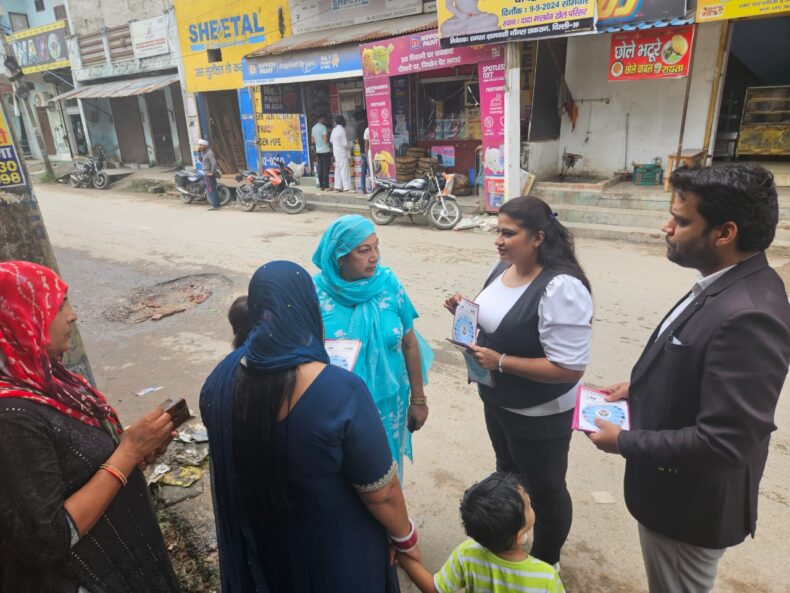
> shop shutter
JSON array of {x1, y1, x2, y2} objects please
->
[
  {"x1": 110, "y1": 96, "x2": 148, "y2": 164},
  {"x1": 170, "y1": 86, "x2": 193, "y2": 165}
]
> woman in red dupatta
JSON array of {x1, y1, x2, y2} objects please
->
[{"x1": 0, "y1": 261, "x2": 182, "y2": 593}]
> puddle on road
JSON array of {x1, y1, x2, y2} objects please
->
[{"x1": 104, "y1": 273, "x2": 231, "y2": 323}]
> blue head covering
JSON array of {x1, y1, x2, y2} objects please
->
[
  {"x1": 244, "y1": 260, "x2": 329, "y2": 372},
  {"x1": 311, "y1": 215, "x2": 391, "y2": 307}
]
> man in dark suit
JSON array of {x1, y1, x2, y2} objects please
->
[{"x1": 590, "y1": 164, "x2": 790, "y2": 593}]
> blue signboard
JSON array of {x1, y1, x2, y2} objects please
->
[{"x1": 243, "y1": 44, "x2": 362, "y2": 85}]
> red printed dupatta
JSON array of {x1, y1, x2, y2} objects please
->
[{"x1": 0, "y1": 261, "x2": 121, "y2": 436}]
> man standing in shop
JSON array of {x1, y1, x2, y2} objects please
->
[
  {"x1": 311, "y1": 114, "x2": 331, "y2": 191},
  {"x1": 589, "y1": 164, "x2": 790, "y2": 593},
  {"x1": 197, "y1": 139, "x2": 221, "y2": 210}
]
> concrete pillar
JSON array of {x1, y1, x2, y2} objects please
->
[
  {"x1": 137, "y1": 95, "x2": 156, "y2": 165},
  {"x1": 164, "y1": 85, "x2": 182, "y2": 165},
  {"x1": 503, "y1": 42, "x2": 522, "y2": 201}
]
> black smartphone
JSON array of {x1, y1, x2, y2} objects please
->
[{"x1": 160, "y1": 398, "x2": 191, "y2": 429}]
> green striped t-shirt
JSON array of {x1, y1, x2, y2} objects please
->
[{"x1": 434, "y1": 539, "x2": 565, "y2": 593}]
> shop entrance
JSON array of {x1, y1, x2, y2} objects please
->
[
  {"x1": 202, "y1": 90, "x2": 245, "y2": 174},
  {"x1": 146, "y1": 90, "x2": 176, "y2": 166},
  {"x1": 713, "y1": 16, "x2": 790, "y2": 163}
]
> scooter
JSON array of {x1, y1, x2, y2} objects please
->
[
  {"x1": 368, "y1": 163, "x2": 461, "y2": 230},
  {"x1": 69, "y1": 145, "x2": 110, "y2": 189},
  {"x1": 174, "y1": 167, "x2": 232, "y2": 205},
  {"x1": 234, "y1": 159, "x2": 306, "y2": 214}
]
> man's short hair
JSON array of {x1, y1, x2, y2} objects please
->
[
  {"x1": 670, "y1": 164, "x2": 779, "y2": 252},
  {"x1": 460, "y1": 472, "x2": 526, "y2": 553}
]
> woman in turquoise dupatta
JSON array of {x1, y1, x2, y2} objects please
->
[{"x1": 313, "y1": 215, "x2": 433, "y2": 480}]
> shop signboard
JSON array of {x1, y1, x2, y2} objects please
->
[
  {"x1": 697, "y1": 0, "x2": 790, "y2": 21},
  {"x1": 597, "y1": 0, "x2": 687, "y2": 27},
  {"x1": 7, "y1": 21, "x2": 69, "y2": 74},
  {"x1": 290, "y1": 0, "x2": 423, "y2": 35},
  {"x1": 479, "y1": 58, "x2": 505, "y2": 212},
  {"x1": 608, "y1": 25, "x2": 695, "y2": 81},
  {"x1": 256, "y1": 113, "x2": 311, "y2": 168},
  {"x1": 244, "y1": 45, "x2": 362, "y2": 85},
  {"x1": 0, "y1": 107, "x2": 27, "y2": 190},
  {"x1": 437, "y1": 0, "x2": 596, "y2": 48},
  {"x1": 362, "y1": 29, "x2": 505, "y2": 180},
  {"x1": 174, "y1": 0, "x2": 289, "y2": 92},
  {"x1": 130, "y1": 15, "x2": 170, "y2": 59}
]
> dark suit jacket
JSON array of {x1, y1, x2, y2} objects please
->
[{"x1": 619, "y1": 252, "x2": 790, "y2": 549}]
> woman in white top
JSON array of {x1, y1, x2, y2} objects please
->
[
  {"x1": 330, "y1": 115, "x2": 352, "y2": 192},
  {"x1": 444, "y1": 196, "x2": 593, "y2": 568}
]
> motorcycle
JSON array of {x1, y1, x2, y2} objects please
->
[
  {"x1": 174, "y1": 167, "x2": 232, "y2": 206},
  {"x1": 69, "y1": 146, "x2": 110, "y2": 190},
  {"x1": 368, "y1": 163, "x2": 462, "y2": 230},
  {"x1": 234, "y1": 159, "x2": 306, "y2": 214}
]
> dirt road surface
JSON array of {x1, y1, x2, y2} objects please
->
[{"x1": 35, "y1": 184, "x2": 790, "y2": 593}]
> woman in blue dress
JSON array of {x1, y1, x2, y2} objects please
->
[
  {"x1": 313, "y1": 215, "x2": 434, "y2": 481},
  {"x1": 200, "y1": 261, "x2": 418, "y2": 593}
]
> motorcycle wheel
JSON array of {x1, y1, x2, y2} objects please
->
[
  {"x1": 179, "y1": 191, "x2": 195, "y2": 204},
  {"x1": 369, "y1": 190, "x2": 396, "y2": 226},
  {"x1": 217, "y1": 184, "x2": 232, "y2": 206},
  {"x1": 427, "y1": 197, "x2": 462, "y2": 230},
  {"x1": 69, "y1": 176, "x2": 81, "y2": 188},
  {"x1": 236, "y1": 186, "x2": 256, "y2": 212},
  {"x1": 92, "y1": 172, "x2": 110, "y2": 189},
  {"x1": 279, "y1": 188, "x2": 306, "y2": 215}
]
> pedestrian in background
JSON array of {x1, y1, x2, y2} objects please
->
[
  {"x1": 445, "y1": 196, "x2": 593, "y2": 569},
  {"x1": 313, "y1": 215, "x2": 433, "y2": 482},
  {"x1": 330, "y1": 115, "x2": 352, "y2": 192},
  {"x1": 200, "y1": 261, "x2": 417, "y2": 593},
  {"x1": 355, "y1": 111, "x2": 369, "y2": 193},
  {"x1": 197, "y1": 138, "x2": 221, "y2": 210},
  {"x1": 311, "y1": 114, "x2": 331, "y2": 191},
  {"x1": 590, "y1": 165, "x2": 790, "y2": 593},
  {"x1": 0, "y1": 261, "x2": 180, "y2": 593}
]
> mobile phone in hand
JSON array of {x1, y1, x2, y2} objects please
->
[{"x1": 160, "y1": 398, "x2": 191, "y2": 429}]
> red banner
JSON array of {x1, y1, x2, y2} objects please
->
[{"x1": 608, "y1": 25, "x2": 695, "y2": 82}]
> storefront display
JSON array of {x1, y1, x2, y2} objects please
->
[
  {"x1": 736, "y1": 86, "x2": 790, "y2": 157},
  {"x1": 362, "y1": 28, "x2": 505, "y2": 210}
]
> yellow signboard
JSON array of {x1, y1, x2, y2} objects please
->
[
  {"x1": 257, "y1": 114, "x2": 303, "y2": 152},
  {"x1": 697, "y1": 0, "x2": 790, "y2": 21},
  {"x1": 7, "y1": 21, "x2": 70, "y2": 74},
  {"x1": 437, "y1": 0, "x2": 596, "y2": 47},
  {"x1": 174, "y1": 0, "x2": 291, "y2": 92},
  {"x1": 0, "y1": 107, "x2": 27, "y2": 189}
]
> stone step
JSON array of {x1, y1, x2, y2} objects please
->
[{"x1": 302, "y1": 189, "x2": 480, "y2": 216}]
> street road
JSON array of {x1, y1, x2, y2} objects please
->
[{"x1": 36, "y1": 184, "x2": 790, "y2": 593}]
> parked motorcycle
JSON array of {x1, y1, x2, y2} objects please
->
[
  {"x1": 69, "y1": 146, "x2": 110, "y2": 189},
  {"x1": 234, "y1": 159, "x2": 306, "y2": 214},
  {"x1": 174, "y1": 167, "x2": 231, "y2": 206},
  {"x1": 368, "y1": 163, "x2": 461, "y2": 230}
]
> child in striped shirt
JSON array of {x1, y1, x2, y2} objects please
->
[{"x1": 397, "y1": 472, "x2": 565, "y2": 593}]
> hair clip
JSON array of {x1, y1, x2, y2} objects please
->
[{"x1": 550, "y1": 211, "x2": 559, "y2": 220}]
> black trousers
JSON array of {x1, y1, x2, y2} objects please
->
[
  {"x1": 316, "y1": 152, "x2": 331, "y2": 189},
  {"x1": 483, "y1": 403, "x2": 573, "y2": 565}
]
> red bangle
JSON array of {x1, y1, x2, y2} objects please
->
[
  {"x1": 390, "y1": 519, "x2": 418, "y2": 552},
  {"x1": 100, "y1": 463, "x2": 128, "y2": 487}
]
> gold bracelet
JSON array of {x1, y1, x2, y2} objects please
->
[{"x1": 409, "y1": 396, "x2": 428, "y2": 405}]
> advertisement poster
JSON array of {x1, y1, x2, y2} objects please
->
[
  {"x1": 8, "y1": 21, "x2": 70, "y2": 74},
  {"x1": 597, "y1": 0, "x2": 687, "y2": 26},
  {"x1": 697, "y1": 0, "x2": 790, "y2": 21},
  {"x1": 291, "y1": 0, "x2": 423, "y2": 34},
  {"x1": 260, "y1": 84, "x2": 303, "y2": 113},
  {"x1": 437, "y1": 0, "x2": 596, "y2": 48},
  {"x1": 364, "y1": 78, "x2": 395, "y2": 179},
  {"x1": 391, "y1": 77, "x2": 411, "y2": 154},
  {"x1": 0, "y1": 108, "x2": 27, "y2": 190},
  {"x1": 608, "y1": 25, "x2": 695, "y2": 81},
  {"x1": 479, "y1": 58, "x2": 505, "y2": 212},
  {"x1": 257, "y1": 113, "x2": 310, "y2": 168},
  {"x1": 174, "y1": 0, "x2": 289, "y2": 92},
  {"x1": 130, "y1": 15, "x2": 170, "y2": 59},
  {"x1": 244, "y1": 45, "x2": 362, "y2": 85},
  {"x1": 431, "y1": 146, "x2": 456, "y2": 167}
]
